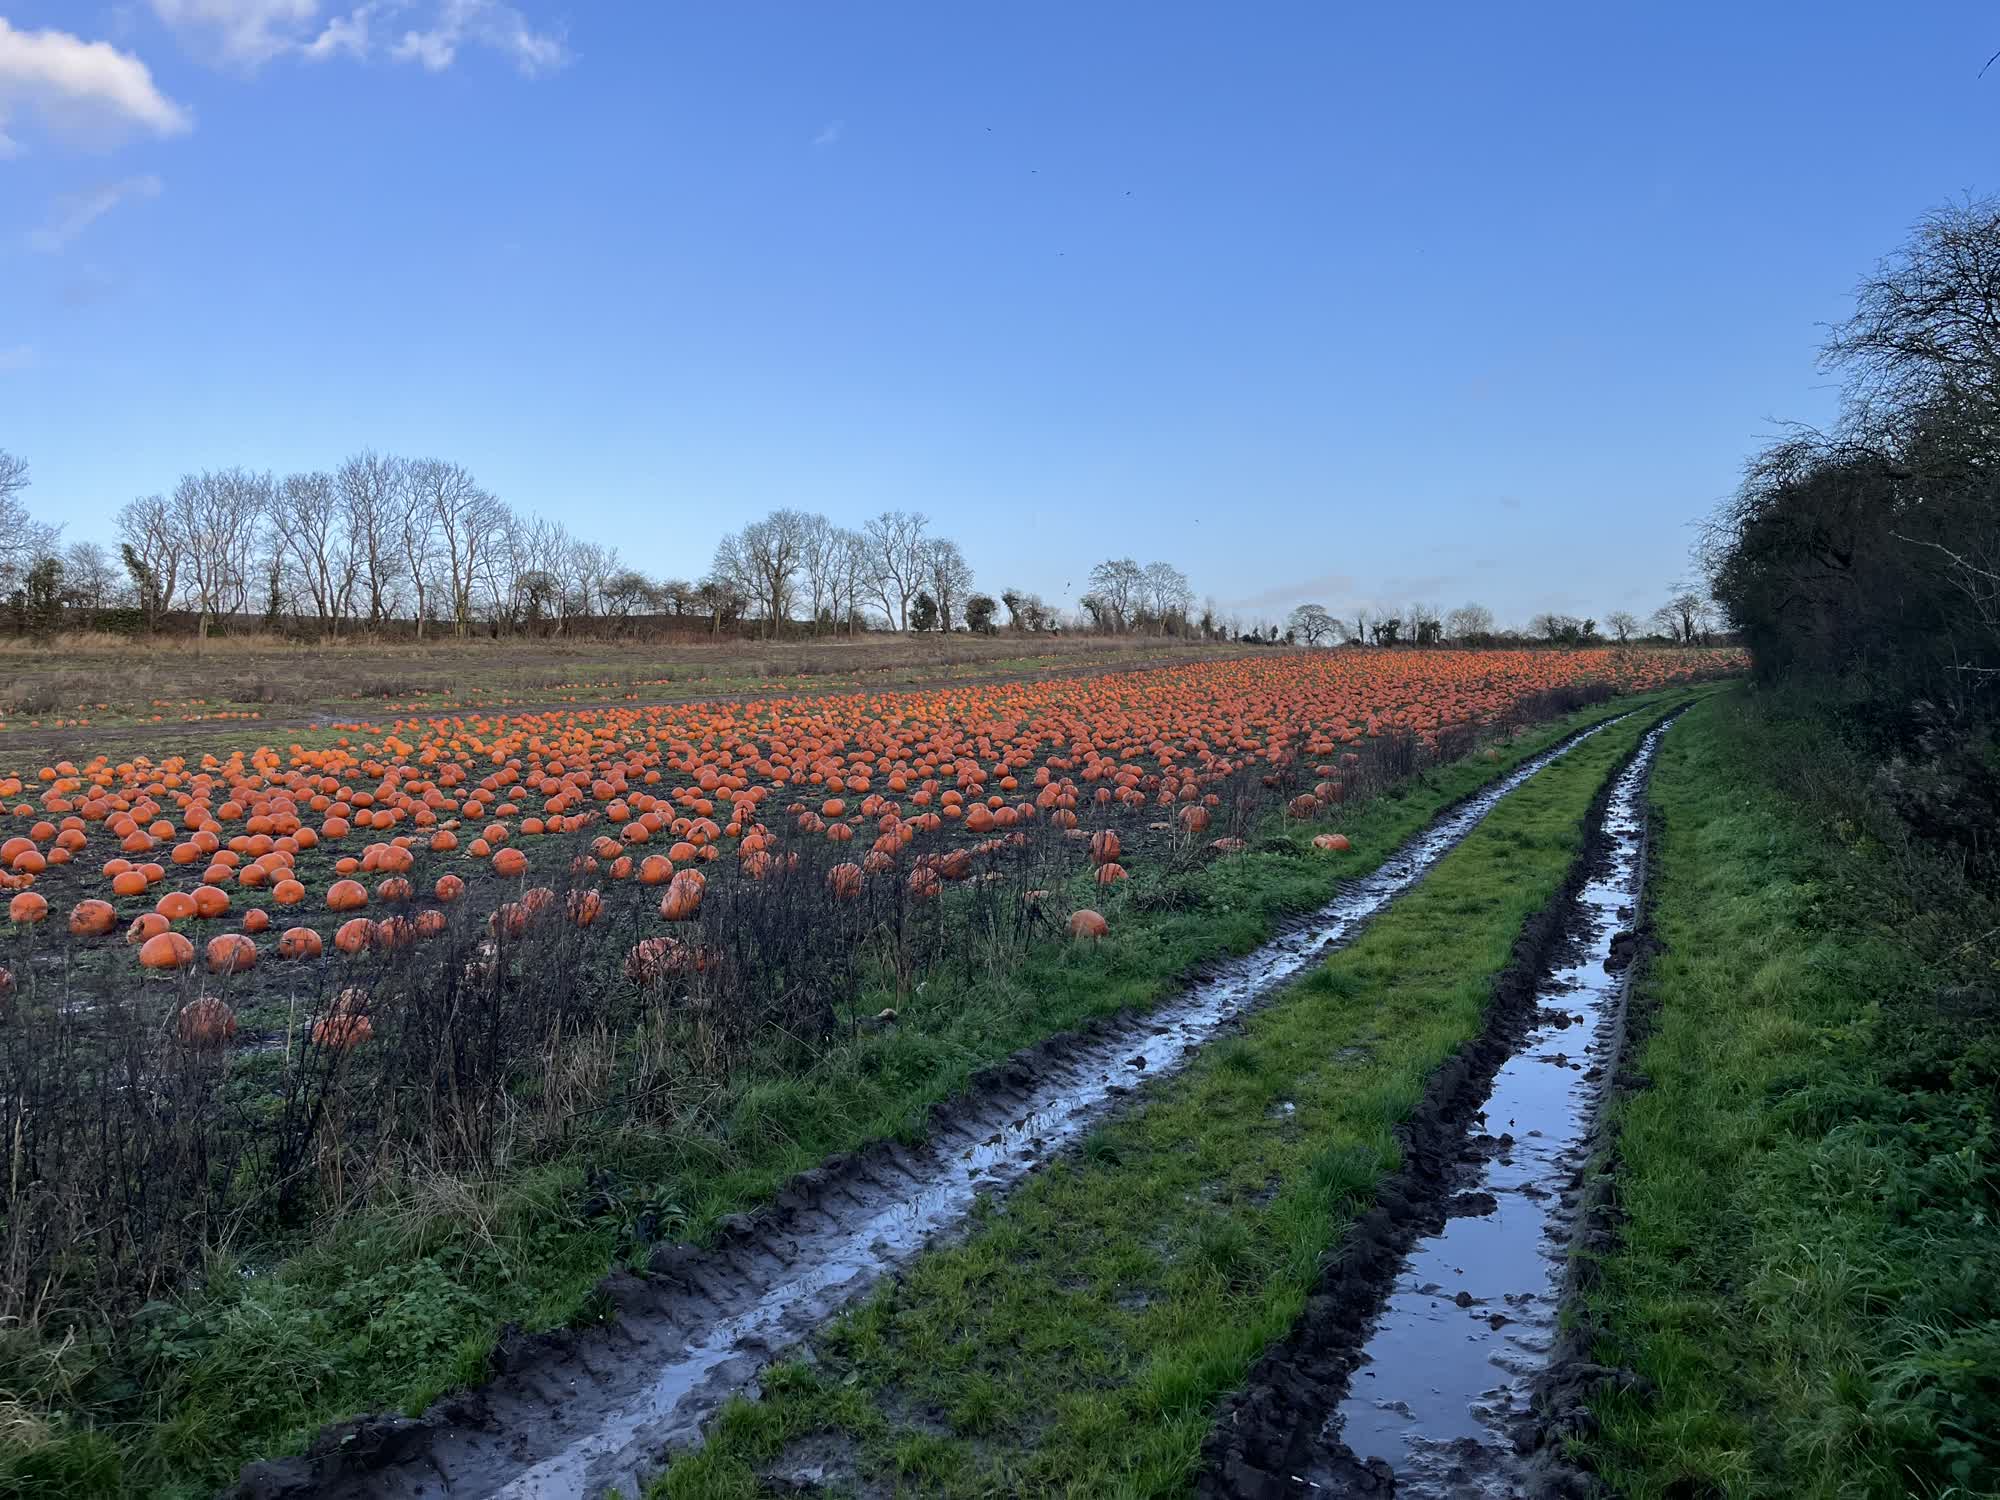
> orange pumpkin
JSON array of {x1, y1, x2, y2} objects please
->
[
  {"x1": 276, "y1": 925, "x2": 323, "y2": 960},
  {"x1": 312, "y1": 1013, "x2": 373, "y2": 1049},
  {"x1": 1069, "y1": 908, "x2": 1109, "y2": 940},
  {"x1": 68, "y1": 898, "x2": 117, "y2": 937},
  {"x1": 177, "y1": 996, "x2": 237, "y2": 1047},
  {"x1": 205, "y1": 933, "x2": 256, "y2": 974},
  {"x1": 660, "y1": 869, "x2": 705, "y2": 921},
  {"x1": 333, "y1": 917, "x2": 375, "y2": 954},
  {"x1": 139, "y1": 931, "x2": 196, "y2": 970},
  {"x1": 326, "y1": 878, "x2": 368, "y2": 912}
]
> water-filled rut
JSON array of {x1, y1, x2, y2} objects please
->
[
  {"x1": 229, "y1": 719, "x2": 1623, "y2": 1500},
  {"x1": 1201, "y1": 714, "x2": 1675, "y2": 1500}
]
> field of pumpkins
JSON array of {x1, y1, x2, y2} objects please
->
[
  {"x1": 0, "y1": 647, "x2": 1735, "y2": 1325},
  {"x1": 0, "y1": 650, "x2": 1730, "y2": 1025}
]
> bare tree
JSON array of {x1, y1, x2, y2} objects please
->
[
  {"x1": 407, "y1": 459, "x2": 499, "y2": 636},
  {"x1": 0, "y1": 451, "x2": 61, "y2": 597},
  {"x1": 1444, "y1": 602, "x2": 1494, "y2": 642},
  {"x1": 565, "y1": 538, "x2": 617, "y2": 629},
  {"x1": 61, "y1": 541, "x2": 119, "y2": 610},
  {"x1": 602, "y1": 567, "x2": 652, "y2": 629},
  {"x1": 116, "y1": 495, "x2": 179, "y2": 630},
  {"x1": 926, "y1": 536, "x2": 975, "y2": 632},
  {"x1": 864, "y1": 510, "x2": 930, "y2": 630},
  {"x1": 1655, "y1": 589, "x2": 1714, "y2": 645},
  {"x1": 829, "y1": 528, "x2": 869, "y2": 634},
  {"x1": 712, "y1": 510, "x2": 812, "y2": 638},
  {"x1": 272, "y1": 471, "x2": 358, "y2": 636},
  {"x1": 1140, "y1": 561, "x2": 1193, "y2": 633},
  {"x1": 0, "y1": 449, "x2": 24, "y2": 508},
  {"x1": 797, "y1": 514, "x2": 841, "y2": 634},
  {"x1": 696, "y1": 574, "x2": 748, "y2": 635},
  {"x1": 1287, "y1": 602, "x2": 1336, "y2": 645},
  {"x1": 1086, "y1": 558, "x2": 1143, "y2": 632},
  {"x1": 1823, "y1": 195, "x2": 2000, "y2": 434},
  {"x1": 395, "y1": 483, "x2": 437, "y2": 637},
  {"x1": 169, "y1": 468, "x2": 270, "y2": 645},
  {"x1": 334, "y1": 452, "x2": 405, "y2": 631},
  {"x1": 1606, "y1": 609, "x2": 1640, "y2": 644}
]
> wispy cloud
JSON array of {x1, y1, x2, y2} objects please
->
[
  {"x1": 0, "y1": 17, "x2": 193, "y2": 153},
  {"x1": 29, "y1": 174, "x2": 162, "y2": 252},
  {"x1": 812, "y1": 119, "x2": 844, "y2": 149},
  {"x1": 148, "y1": 0, "x2": 316, "y2": 67},
  {"x1": 149, "y1": 0, "x2": 570, "y2": 75},
  {"x1": 0, "y1": 345, "x2": 34, "y2": 373}
]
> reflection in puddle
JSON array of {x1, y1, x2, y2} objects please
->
[{"x1": 1312, "y1": 723, "x2": 1666, "y2": 1498}]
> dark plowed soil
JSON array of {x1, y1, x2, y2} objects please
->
[
  {"x1": 1197, "y1": 709, "x2": 1681, "y2": 1500},
  {"x1": 222, "y1": 723, "x2": 1621, "y2": 1500}
]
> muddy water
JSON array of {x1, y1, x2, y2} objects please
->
[
  {"x1": 268, "y1": 720, "x2": 1619, "y2": 1500},
  {"x1": 1306, "y1": 721, "x2": 1665, "y2": 1498}
]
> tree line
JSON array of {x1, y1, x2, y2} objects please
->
[
  {"x1": 1706, "y1": 195, "x2": 2000, "y2": 738},
  {"x1": 1279, "y1": 593, "x2": 1716, "y2": 650},
  {"x1": 0, "y1": 456, "x2": 1225, "y2": 644}
]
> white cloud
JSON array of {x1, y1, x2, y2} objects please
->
[
  {"x1": 148, "y1": 0, "x2": 317, "y2": 66},
  {"x1": 0, "y1": 17, "x2": 193, "y2": 152},
  {"x1": 150, "y1": 0, "x2": 568, "y2": 74},
  {"x1": 301, "y1": 3, "x2": 377, "y2": 61},
  {"x1": 389, "y1": 0, "x2": 569, "y2": 76},
  {"x1": 28, "y1": 174, "x2": 163, "y2": 252},
  {"x1": 0, "y1": 345, "x2": 34, "y2": 374},
  {"x1": 812, "y1": 120, "x2": 843, "y2": 148}
]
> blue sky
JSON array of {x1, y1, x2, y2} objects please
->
[{"x1": 2, "y1": 1, "x2": 1996, "y2": 628}]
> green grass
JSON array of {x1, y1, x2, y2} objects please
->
[
  {"x1": 0, "y1": 689, "x2": 1692, "y2": 1499},
  {"x1": 1578, "y1": 690, "x2": 2000, "y2": 1499},
  {"x1": 646, "y1": 700, "x2": 1681, "y2": 1498}
]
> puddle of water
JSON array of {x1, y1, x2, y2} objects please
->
[
  {"x1": 288, "y1": 719, "x2": 1621, "y2": 1500},
  {"x1": 1310, "y1": 723, "x2": 1663, "y2": 1497}
]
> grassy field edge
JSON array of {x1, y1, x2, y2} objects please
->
[{"x1": 1575, "y1": 689, "x2": 2000, "y2": 1498}]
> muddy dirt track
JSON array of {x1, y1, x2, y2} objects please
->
[
  {"x1": 1200, "y1": 714, "x2": 1676, "y2": 1499},
  {"x1": 225, "y1": 719, "x2": 1629, "y2": 1500}
]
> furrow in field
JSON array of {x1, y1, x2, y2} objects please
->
[
  {"x1": 1201, "y1": 713, "x2": 1676, "y2": 1499},
  {"x1": 227, "y1": 717, "x2": 1624, "y2": 1500}
]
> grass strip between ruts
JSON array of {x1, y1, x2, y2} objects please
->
[{"x1": 647, "y1": 698, "x2": 1685, "y2": 1498}]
